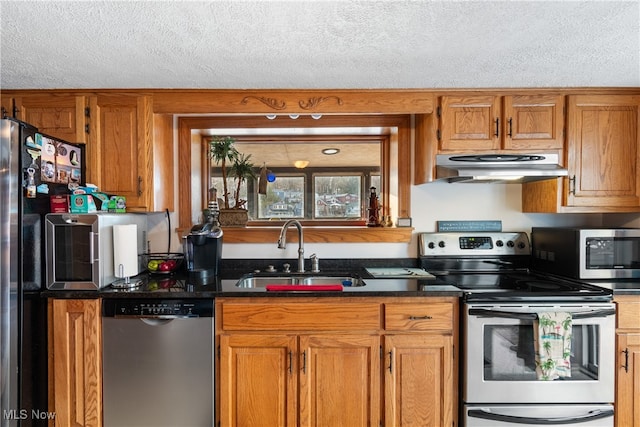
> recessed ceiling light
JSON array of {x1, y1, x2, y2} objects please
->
[{"x1": 322, "y1": 148, "x2": 340, "y2": 155}]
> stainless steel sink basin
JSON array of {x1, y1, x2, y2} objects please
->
[{"x1": 235, "y1": 274, "x2": 364, "y2": 288}]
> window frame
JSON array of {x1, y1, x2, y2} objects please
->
[{"x1": 177, "y1": 114, "x2": 412, "y2": 242}]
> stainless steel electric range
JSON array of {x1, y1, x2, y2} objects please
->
[{"x1": 419, "y1": 232, "x2": 615, "y2": 427}]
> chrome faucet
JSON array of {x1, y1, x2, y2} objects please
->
[{"x1": 277, "y1": 219, "x2": 305, "y2": 273}]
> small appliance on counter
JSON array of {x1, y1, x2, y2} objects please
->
[
  {"x1": 532, "y1": 227, "x2": 640, "y2": 279},
  {"x1": 45, "y1": 212, "x2": 148, "y2": 290},
  {"x1": 183, "y1": 212, "x2": 223, "y2": 284}
]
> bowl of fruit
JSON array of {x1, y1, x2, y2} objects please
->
[{"x1": 142, "y1": 253, "x2": 184, "y2": 274}]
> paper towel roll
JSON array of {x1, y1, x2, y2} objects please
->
[{"x1": 113, "y1": 224, "x2": 138, "y2": 278}]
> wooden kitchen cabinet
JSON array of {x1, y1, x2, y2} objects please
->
[
  {"x1": 87, "y1": 94, "x2": 174, "y2": 211},
  {"x1": 614, "y1": 295, "x2": 640, "y2": 427},
  {"x1": 1, "y1": 90, "x2": 173, "y2": 212},
  {"x1": 87, "y1": 94, "x2": 152, "y2": 210},
  {"x1": 216, "y1": 297, "x2": 458, "y2": 427},
  {"x1": 12, "y1": 93, "x2": 87, "y2": 143},
  {"x1": 384, "y1": 302, "x2": 457, "y2": 427},
  {"x1": 298, "y1": 334, "x2": 380, "y2": 427},
  {"x1": 217, "y1": 298, "x2": 381, "y2": 427},
  {"x1": 437, "y1": 94, "x2": 564, "y2": 152},
  {"x1": 523, "y1": 95, "x2": 640, "y2": 212},
  {"x1": 48, "y1": 298, "x2": 102, "y2": 427}
]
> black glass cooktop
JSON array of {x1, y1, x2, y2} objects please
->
[{"x1": 433, "y1": 271, "x2": 612, "y2": 302}]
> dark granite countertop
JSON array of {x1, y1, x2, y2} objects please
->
[{"x1": 41, "y1": 258, "x2": 463, "y2": 299}]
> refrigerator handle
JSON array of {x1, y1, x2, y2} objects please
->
[{"x1": 467, "y1": 408, "x2": 614, "y2": 424}]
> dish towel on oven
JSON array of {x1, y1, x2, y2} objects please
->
[{"x1": 534, "y1": 312, "x2": 572, "y2": 380}]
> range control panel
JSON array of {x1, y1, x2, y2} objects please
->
[
  {"x1": 419, "y1": 232, "x2": 530, "y2": 257},
  {"x1": 103, "y1": 299, "x2": 213, "y2": 318}
]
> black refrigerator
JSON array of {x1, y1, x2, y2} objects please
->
[{"x1": 1, "y1": 117, "x2": 85, "y2": 426}]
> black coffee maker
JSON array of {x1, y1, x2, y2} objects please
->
[{"x1": 183, "y1": 211, "x2": 223, "y2": 284}]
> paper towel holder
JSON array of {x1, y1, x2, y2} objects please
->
[{"x1": 111, "y1": 263, "x2": 143, "y2": 289}]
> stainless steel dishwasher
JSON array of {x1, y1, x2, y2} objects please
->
[{"x1": 102, "y1": 298, "x2": 214, "y2": 427}]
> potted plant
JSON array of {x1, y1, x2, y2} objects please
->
[
  {"x1": 209, "y1": 136, "x2": 257, "y2": 227},
  {"x1": 229, "y1": 152, "x2": 257, "y2": 210},
  {"x1": 208, "y1": 136, "x2": 238, "y2": 210}
]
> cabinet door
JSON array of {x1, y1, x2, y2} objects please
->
[
  {"x1": 49, "y1": 299, "x2": 102, "y2": 427},
  {"x1": 566, "y1": 95, "x2": 640, "y2": 208},
  {"x1": 1, "y1": 95, "x2": 14, "y2": 118},
  {"x1": 384, "y1": 334, "x2": 454, "y2": 427},
  {"x1": 15, "y1": 94, "x2": 86, "y2": 143},
  {"x1": 615, "y1": 333, "x2": 640, "y2": 427},
  {"x1": 503, "y1": 94, "x2": 565, "y2": 150},
  {"x1": 299, "y1": 334, "x2": 381, "y2": 427},
  {"x1": 438, "y1": 95, "x2": 501, "y2": 151},
  {"x1": 88, "y1": 95, "x2": 152, "y2": 209},
  {"x1": 219, "y1": 334, "x2": 298, "y2": 427}
]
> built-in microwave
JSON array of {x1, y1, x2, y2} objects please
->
[
  {"x1": 531, "y1": 227, "x2": 640, "y2": 279},
  {"x1": 45, "y1": 213, "x2": 147, "y2": 290}
]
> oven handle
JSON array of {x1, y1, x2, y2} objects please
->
[
  {"x1": 468, "y1": 308, "x2": 615, "y2": 320},
  {"x1": 467, "y1": 408, "x2": 614, "y2": 424}
]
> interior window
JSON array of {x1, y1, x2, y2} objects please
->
[{"x1": 205, "y1": 134, "x2": 384, "y2": 225}]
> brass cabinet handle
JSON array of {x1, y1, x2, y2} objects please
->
[
  {"x1": 409, "y1": 315, "x2": 433, "y2": 320},
  {"x1": 622, "y1": 348, "x2": 629, "y2": 373},
  {"x1": 568, "y1": 175, "x2": 576, "y2": 195}
]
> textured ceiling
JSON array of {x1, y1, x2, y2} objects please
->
[{"x1": 1, "y1": 1, "x2": 639, "y2": 90}]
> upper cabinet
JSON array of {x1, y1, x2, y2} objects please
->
[
  {"x1": 523, "y1": 95, "x2": 640, "y2": 213},
  {"x1": 437, "y1": 94, "x2": 565, "y2": 152},
  {"x1": 0, "y1": 91, "x2": 172, "y2": 213},
  {"x1": 11, "y1": 94, "x2": 87, "y2": 143},
  {"x1": 87, "y1": 94, "x2": 152, "y2": 210}
]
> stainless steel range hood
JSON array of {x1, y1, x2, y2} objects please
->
[{"x1": 435, "y1": 153, "x2": 568, "y2": 183}]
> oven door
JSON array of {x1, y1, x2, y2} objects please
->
[{"x1": 463, "y1": 303, "x2": 615, "y2": 404}]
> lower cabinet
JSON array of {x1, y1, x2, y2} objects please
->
[
  {"x1": 216, "y1": 297, "x2": 458, "y2": 427},
  {"x1": 615, "y1": 295, "x2": 640, "y2": 427},
  {"x1": 48, "y1": 298, "x2": 102, "y2": 427}
]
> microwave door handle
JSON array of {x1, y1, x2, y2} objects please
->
[
  {"x1": 467, "y1": 408, "x2": 614, "y2": 424},
  {"x1": 469, "y1": 308, "x2": 616, "y2": 320},
  {"x1": 90, "y1": 231, "x2": 98, "y2": 263}
]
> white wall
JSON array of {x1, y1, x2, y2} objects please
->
[{"x1": 152, "y1": 183, "x2": 606, "y2": 259}]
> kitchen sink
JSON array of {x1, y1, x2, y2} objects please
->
[{"x1": 235, "y1": 274, "x2": 365, "y2": 288}]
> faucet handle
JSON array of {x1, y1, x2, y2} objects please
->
[
  {"x1": 282, "y1": 263, "x2": 291, "y2": 273},
  {"x1": 310, "y1": 254, "x2": 320, "y2": 273}
]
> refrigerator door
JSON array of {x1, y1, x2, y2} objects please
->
[
  {"x1": 1, "y1": 118, "x2": 20, "y2": 424},
  {"x1": 464, "y1": 404, "x2": 614, "y2": 426}
]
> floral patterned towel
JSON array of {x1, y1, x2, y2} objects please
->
[{"x1": 534, "y1": 312, "x2": 572, "y2": 380}]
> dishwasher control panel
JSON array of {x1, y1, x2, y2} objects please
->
[{"x1": 103, "y1": 299, "x2": 214, "y2": 318}]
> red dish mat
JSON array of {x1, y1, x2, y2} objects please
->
[{"x1": 265, "y1": 284, "x2": 344, "y2": 292}]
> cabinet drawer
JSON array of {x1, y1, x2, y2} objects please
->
[
  {"x1": 220, "y1": 302, "x2": 381, "y2": 331},
  {"x1": 617, "y1": 301, "x2": 640, "y2": 330},
  {"x1": 385, "y1": 303, "x2": 453, "y2": 332}
]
